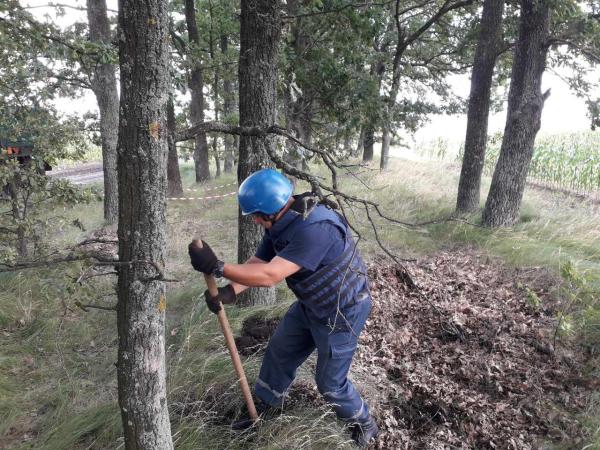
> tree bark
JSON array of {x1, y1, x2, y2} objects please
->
[
  {"x1": 116, "y1": 0, "x2": 173, "y2": 447},
  {"x1": 237, "y1": 0, "x2": 281, "y2": 306},
  {"x1": 456, "y1": 0, "x2": 504, "y2": 214},
  {"x1": 184, "y1": 0, "x2": 210, "y2": 182},
  {"x1": 482, "y1": 0, "x2": 551, "y2": 227},
  {"x1": 220, "y1": 35, "x2": 236, "y2": 173},
  {"x1": 213, "y1": 136, "x2": 221, "y2": 178},
  {"x1": 87, "y1": 0, "x2": 119, "y2": 224},
  {"x1": 355, "y1": 126, "x2": 364, "y2": 157},
  {"x1": 362, "y1": 126, "x2": 374, "y2": 162},
  {"x1": 209, "y1": 18, "x2": 221, "y2": 179},
  {"x1": 380, "y1": 128, "x2": 390, "y2": 170},
  {"x1": 167, "y1": 96, "x2": 183, "y2": 197}
]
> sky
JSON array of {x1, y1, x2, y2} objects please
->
[
  {"x1": 414, "y1": 70, "x2": 595, "y2": 143},
  {"x1": 21, "y1": 0, "x2": 599, "y2": 146}
]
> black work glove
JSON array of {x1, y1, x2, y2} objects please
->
[
  {"x1": 204, "y1": 284, "x2": 236, "y2": 314},
  {"x1": 189, "y1": 240, "x2": 218, "y2": 274}
]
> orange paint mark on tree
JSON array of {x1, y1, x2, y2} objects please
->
[{"x1": 158, "y1": 295, "x2": 166, "y2": 312}]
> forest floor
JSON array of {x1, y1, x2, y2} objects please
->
[{"x1": 233, "y1": 250, "x2": 595, "y2": 449}]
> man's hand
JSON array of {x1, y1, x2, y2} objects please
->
[
  {"x1": 189, "y1": 240, "x2": 218, "y2": 274},
  {"x1": 204, "y1": 284, "x2": 236, "y2": 314}
]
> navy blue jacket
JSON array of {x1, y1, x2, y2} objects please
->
[{"x1": 256, "y1": 194, "x2": 368, "y2": 319}]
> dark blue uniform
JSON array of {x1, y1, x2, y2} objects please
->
[{"x1": 254, "y1": 194, "x2": 373, "y2": 425}]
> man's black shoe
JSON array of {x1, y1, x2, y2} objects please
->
[
  {"x1": 231, "y1": 401, "x2": 281, "y2": 431},
  {"x1": 349, "y1": 416, "x2": 379, "y2": 448}
]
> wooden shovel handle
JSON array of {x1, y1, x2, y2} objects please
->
[{"x1": 193, "y1": 240, "x2": 258, "y2": 421}]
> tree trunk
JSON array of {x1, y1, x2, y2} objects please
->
[
  {"x1": 167, "y1": 96, "x2": 183, "y2": 197},
  {"x1": 237, "y1": 0, "x2": 281, "y2": 306},
  {"x1": 482, "y1": 0, "x2": 550, "y2": 227},
  {"x1": 380, "y1": 128, "x2": 390, "y2": 170},
  {"x1": 343, "y1": 133, "x2": 352, "y2": 155},
  {"x1": 213, "y1": 136, "x2": 221, "y2": 178},
  {"x1": 87, "y1": 0, "x2": 119, "y2": 224},
  {"x1": 208, "y1": 7, "x2": 221, "y2": 180},
  {"x1": 355, "y1": 126, "x2": 364, "y2": 157},
  {"x1": 116, "y1": 0, "x2": 173, "y2": 447},
  {"x1": 363, "y1": 126, "x2": 374, "y2": 162},
  {"x1": 456, "y1": 0, "x2": 504, "y2": 214},
  {"x1": 184, "y1": 0, "x2": 210, "y2": 182},
  {"x1": 282, "y1": 78, "x2": 303, "y2": 171},
  {"x1": 220, "y1": 35, "x2": 236, "y2": 173}
]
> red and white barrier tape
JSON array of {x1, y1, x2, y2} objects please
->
[
  {"x1": 167, "y1": 191, "x2": 237, "y2": 201},
  {"x1": 185, "y1": 181, "x2": 237, "y2": 192}
]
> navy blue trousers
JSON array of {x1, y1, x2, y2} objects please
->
[{"x1": 255, "y1": 291, "x2": 372, "y2": 424}]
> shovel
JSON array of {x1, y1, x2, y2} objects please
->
[{"x1": 193, "y1": 240, "x2": 259, "y2": 424}]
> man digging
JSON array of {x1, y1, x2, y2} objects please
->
[{"x1": 189, "y1": 168, "x2": 378, "y2": 448}]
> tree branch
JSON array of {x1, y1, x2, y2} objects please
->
[
  {"x1": 22, "y1": 3, "x2": 117, "y2": 13},
  {"x1": 75, "y1": 301, "x2": 116, "y2": 312},
  {"x1": 282, "y1": 0, "x2": 398, "y2": 20}
]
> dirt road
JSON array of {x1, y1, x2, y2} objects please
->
[{"x1": 48, "y1": 162, "x2": 103, "y2": 185}]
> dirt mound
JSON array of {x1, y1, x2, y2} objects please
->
[
  {"x1": 357, "y1": 249, "x2": 591, "y2": 449},
  {"x1": 235, "y1": 316, "x2": 280, "y2": 356}
]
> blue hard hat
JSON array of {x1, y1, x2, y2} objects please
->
[{"x1": 238, "y1": 168, "x2": 293, "y2": 215}]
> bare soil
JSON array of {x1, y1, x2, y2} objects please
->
[
  {"x1": 235, "y1": 248, "x2": 594, "y2": 449},
  {"x1": 235, "y1": 317, "x2": 280, "y2": 356}
]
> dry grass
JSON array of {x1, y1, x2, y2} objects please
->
[{"x1": 1, "y1": 156, "x2": 599, "y2": 449}]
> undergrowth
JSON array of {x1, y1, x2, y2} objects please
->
[{"x1": 1, "y1": 155, "x2": 598, "y2": 449}]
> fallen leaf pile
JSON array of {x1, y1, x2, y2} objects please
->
[{"x1": 355, "y1": 249, "x2": 592, "y2": 449}]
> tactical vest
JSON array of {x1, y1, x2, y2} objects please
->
[{"x1": 273, "y1": 201, "x2": 368, "y2": 319}]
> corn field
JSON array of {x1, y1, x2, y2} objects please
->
[
  {"x1": 418, "y1": 131, "x2": 600, "y2": 202},
  {"x1": 482, "y1": 131, "x2": 600, "y2": 200}
]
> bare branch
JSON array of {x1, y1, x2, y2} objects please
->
[
  {"x1": 75, "y1": 301, "x2": 116, "y2": 312},
  {"x1": 76, "y1": 238, "x2": 119, "y2": 247}
]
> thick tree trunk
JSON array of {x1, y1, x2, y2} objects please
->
[
  {"x1": 456, "y1": 0, "x2": 504, "y2": 214},
  {"x1": 362, "y1": 126, "x2": 374, "y2": 162},
  {"x1": 221, "y1": 35, "x2": 236, "y2": 174},
  {"x1": 116, "y1": 0, "x2": 173, "y2": 447},
  {"x1": 184, "y1": 0, "x2": 210, "y2": 182},
  {"x1": 237, "y1": 0, "x2": 281, "y2": 306},
  {"x1": 87, "y1": 0, "x2": 119, "y2": 224},
  {"x1": 482, "y1": 0, "x2": 550, "y2": 227},
  {"x1": 167, "y1": 96, "x2": 183, "y2": 197}
]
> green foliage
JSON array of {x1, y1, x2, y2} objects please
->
[
  {"x1": 555, "y1": 260, "x2": 599, "y2": 346},
  {"x1": 0, "y1": 160, "x2": 99, "y2": 260},
  {"x1": 0, "y1": 2, "x2": 99, "y2": 261},
  {"x1": 481, "y1": 131, "x2": 600, "y2": 196}
]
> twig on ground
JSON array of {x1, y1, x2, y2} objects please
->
[{"x1": 75, "y1": 301, "x2": 117, "y2": 312}]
